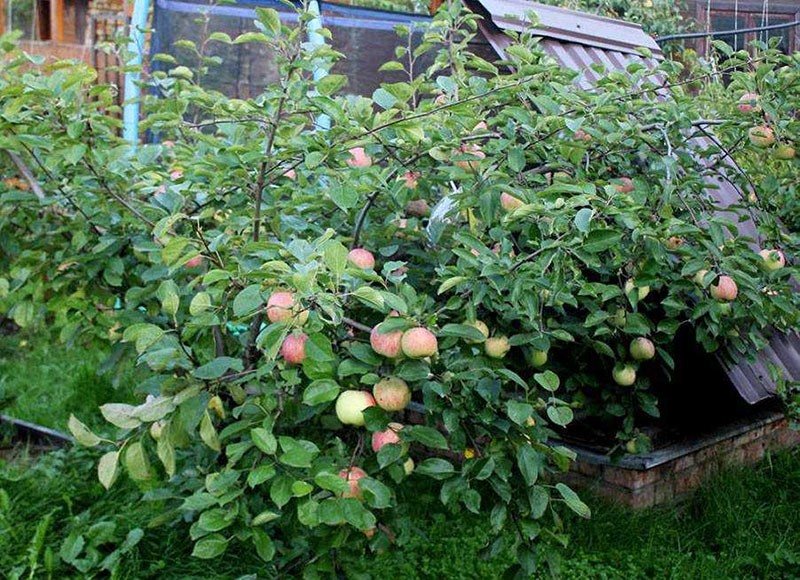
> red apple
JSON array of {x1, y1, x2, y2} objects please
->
[
  {"x1": 738, "y1": 93, "x2": 760, "y2": 113},
  {"x1": 347, "y1": 248, "x2": 376, "y2": 269},
  {"x1": 335, "y1": 390, "x2": 376, "y2": 426},
  {"x1": 346, "y1": 147, "x2": 372, "y2": 168},
  {"x1": 774, "y1": 145, "x2": 796, "y2": 160},
  {"x1": 500, "y1": 192, "x2": 524, "y2": 212},
  {"x1": 665, "y1": 236, "x2": 685, "y2": 251},
  {"x1": 338, "y1": 466, "x2": 367, "y2": 499},
  {"x1": 401, "y1": 171, "x2": 421, "y2": 189},
  {"x1": 573, "y1": 129, "x2": 591, "y2": 142},
  {"x1": 280, "y1": 333, "x2": 308, "y2": 365},
  {"x1": 283, "y1": 168, "x2": 297, "y2": 180},
  {"x1": 485, "y1": 336, "x2": 510, "y2": 359},
  {"x1": 401, "y1": 327, "x2": 438, "y2": 358},
  {"x1": 406, "y1": 199, "x2": 430, "y2": 217},
  {"x1": 370, "y1": 324, "x2": 404, "y2": 358},
  {"x1": 373, "y1": 377, "x2": 411, "y2": 411},
  {"x1": 615, "y1": 177, "x2": 634, "y2": 193},
  {"x1": 266, "y1": 291, "x2": 307, "y2": 325},
  {"x1": 455, "y1": 144, "x2": 485, "y2": 170},
  {"x1": 185, "y1": 255, "x2": 204, "y2": 268},
  {"x1": 710, "y1": 275, "x2": 738, "y2": 301},
  {"x1": 749, "y1": 125, "x2": 775, "y2": 148},
  {"x1": 371, "y1": 422, "x2": 403, "y2": 452}
]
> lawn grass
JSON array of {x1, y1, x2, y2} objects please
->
[{"x1": 1, "y1": 337, "x2": 799, "y2": 578}]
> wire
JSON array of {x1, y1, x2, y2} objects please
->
[{"x1": 655, "y1": 18, "x2": 800, "y2": 44}]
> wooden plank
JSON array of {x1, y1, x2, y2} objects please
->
[
  {"x1": 0, "y1": 0, "x2": 6, "y2": 35},
  {"x1": 51, "y1": 0, "x2": 66, "y2": 43}
]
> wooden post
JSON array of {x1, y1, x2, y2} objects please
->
[
  {"x1": 0, "y1": 0, "x2": 6, "y2": 35},
  {"x1": 51, "y1": 0, "x2": 65, "y2": 43}
]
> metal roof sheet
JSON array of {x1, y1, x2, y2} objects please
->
[{"x1": 468, "y1": 0, "x2": 800, "y2": 404}]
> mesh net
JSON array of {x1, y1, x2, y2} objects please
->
[{"x1": 152, "y1": 0, "x2": 436, "y2": 98}]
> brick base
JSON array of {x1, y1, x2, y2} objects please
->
[{"x1": 563, "y1": 416, "x2": 800, "y2": 509}]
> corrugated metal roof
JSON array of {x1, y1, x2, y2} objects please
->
[{"x1": 468, "y1": 0, "x2": 800, "y2": 404}]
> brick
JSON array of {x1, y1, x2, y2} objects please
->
[
  {"x1": 675, "y1": 465, "x2": 704, "y2": 494},
  {"x1": 602, "y1": 466, "x2": 657, "y2": 490},
  {"x1": 627, "y1": 486, "x2": 656, "y2": 509},
  {"x1": 743, "y1": 441, "x2": 766, "y2": 463},
  {"x1": 654, "y1": 481, "x2": 675, "y2": 505},
  {"x1": 672, "y1": 455, "x2": 695, "y2": 472}
]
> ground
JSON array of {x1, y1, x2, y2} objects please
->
[{"x1": 1, "y1": 336, "x2": 799, "y2": 578}]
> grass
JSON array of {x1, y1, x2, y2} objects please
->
[{"x1": 0, "y1": 336, "x2": 799, "y2": 578}]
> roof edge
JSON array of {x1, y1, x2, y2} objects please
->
[{"x1": 468, "y1": 0, "x2": 662, "y2": 57}]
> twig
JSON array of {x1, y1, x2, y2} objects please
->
[
  {"x1": 342, "y1": 317, "x2": 372, "y2": 333},
  {"x1": 7, "y1": 151, "x2": 45, "y2": 201}
]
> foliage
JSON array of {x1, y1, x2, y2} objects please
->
[{"x1": 0, "y1": 1, "x2": 798, "y2": 575}]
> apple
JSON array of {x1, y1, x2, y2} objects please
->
[
  {"x1": 612, "y1": 308, "x2": 627, "y2": 328},
  {"x1": 625, "y1": 439, "x2": 638, "y2": 454},
  {"x1": 185, "y1": 255, "x2": 204, "y2": 268},
  {"x1": 266, "y1": 291, "x2": 308, "y2": 325},
  {"x1": 749, "y1": 125, "x2": 775, "y2": 148},
  {"x1": 208, "y1": 395, "x2": 225, "y2": 419},
  {"x1": 710, "y1": 275, "x2": 738, "y2": 301},
  {"x1": 335, "y1": 390, "x2": 376, "y2": 426},
  {"x1": 455, "y1": 144, "x2": 485, "y2": 170},
  {"x1": 629, "y1": 337, "x2": 655, "y2": 361},
  {"x1": 473, "y1": 121, "x2": 488, "y2": 132},
  {"x1": 401, "y1": 327, "x2": 438, "y2": 358},
  {"x1": 500, "y1": 192, "x2": 524, "y2": 212},
  {"x1": 694, "y1": 269, "x2": 710, "y2": 285},
  {"x1": 624, "y1": 279, "x2": 650, "y2": 301},
  {"x1": 573, "y1": 129, "x2": 591, "y2": 142},
  {"x1": 612, "y1": 364, "x2": 637, "y2": 386},
  {"x1": 615, "y1": 177, "x2": 634, "y2": 193},
  {"x1": 759, "y1": 248, "x2": 785, "y2": 272},
  {"x1": 373, "y1": 377, "x2": 411, "y2": 411},
  {"x1": 401, "y1": 171, "x2": 421, "y2": 189},
  {"x1": 665, "y1": 236, "x2": 685, "y2": 251},
  {"x1": 525, "y1": 416, "x2": 536, "y2": 427},
  {"x1": 170, "y1": 168, "x2": 184, "y2": 180},
  {"x1": 403, "y1": 457, "x2": 415, "y2": 475},
  {"x1": 280, "y1": 333, "x2": 308, "y2": 365},
  {"x1": 338, "y1": 466, "x2": 367, "y2": 499},
  {"x1": 406, "y1": 199, "x2": 430, "y2": 217},
  {"x1": 162, "y1": 140, "x2": 175, "y2": 149},
  {"x1": 346, "y1": 147, "x2": 372, "y2": 168},
  {"x1": 347, "y1": 248, "x2": 376, "y2": 269},
  {"x1": 150, "y1": 421, "x2": 164, "y2": 441},
  {"x1": 370, "y1": 324, "x2": 404, "y2": 358},
  {"x1": 774, "y1": 144, "x2": 795, "y2": 160},
  {"x1": 530, "y1": 349, "x2": 548, "y2": 368},
  {"x1": 485, "y1": 336, "x2": 510, "y2": 359},
  {"x1": 283, "y1": 168, "x2": 297, "y2": 180},
  {"x1": 371, "y1": 422, "x2": 403, "y2": 452},
  {"x1": 464, "y1": 320, "x2": 489, "y2": 344},
  {"x1": 738, "y1": 93, "x2": 760, "y2": 113}
]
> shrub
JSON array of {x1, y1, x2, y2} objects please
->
[{"x1": 0, "y1": 3, "x2": 797, "y2": 575}]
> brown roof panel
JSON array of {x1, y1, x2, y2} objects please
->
[{"x1": 468, "y1": 0, "x2": 800, "y2": 404}]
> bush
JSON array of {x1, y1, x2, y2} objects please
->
[{"x1": 0, "y1": 3, "x2": 798, "y2": 576}]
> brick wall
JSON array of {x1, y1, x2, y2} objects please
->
[{"x1": 564, "y1": 417, "x2": 800, "y2": 509}]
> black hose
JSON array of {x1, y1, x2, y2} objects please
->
[{"x1": 655, "y1": 18, "x2": 800, "y2": 44}]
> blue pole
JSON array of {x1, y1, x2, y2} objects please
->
[
  {"x1": 307, "y1": 0, "x2": 330, "y2": 132},
  {"x1": 123, "y1": 0, "x2": 152, "y2": 150}
]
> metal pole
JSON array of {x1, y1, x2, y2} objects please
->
[
  {"x1": 307, "y1": 0, "x2": 330, "y2": 132},
  {"x1": 123, "y1": 0, "x2": 151, "y2": 150}
]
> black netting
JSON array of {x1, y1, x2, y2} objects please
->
[{"x1": 152, "y1": 0, "x2": 436, "y2": 98}]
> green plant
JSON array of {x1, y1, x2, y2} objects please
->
[{"x1": 0, "y1": 2, "x2": 798, "y2": 576}]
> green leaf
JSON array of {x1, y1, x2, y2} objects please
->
[
  {"x1": 360, "y1": 478, "x2": 393, "y2": 509},
  {"x1": 555, "y1": 483, "x2": 591, "y2": 518},
  {"x1": 407, "y1": 426, "x2": 448, "y2": 449},
  {"x1": 251, "y1": 428, "x2": 278, "y2": 455},
  {"x1": 200, "y1": 411, "x2": 221, "y2": 452},
  {"x1": 232, "y1": 285, "x2": 263, "y2": 318},
  {"x1": 270, "y1": 476, "x2": 293, "y2": 508},
  {"x1": 121, "y1": 323, "x2": 165, "y2": 355},
  {"x1": 68, "y1": 414, "x2": 101, "y2": 447},
  {"x1": 303, "y1": 379, "x2": 340, "y2": 406},
  {"x1": 534, "y1": 370, "x2": 560, "y2": 392},
  {"x1": 317, "y1": 74, "x2": 347, "y2": 96},
  {"x1": 352, "y1": 286, "x2": 385, "y2": 310},
  {"x1": 100, "y1": 404, "x2": 141, "y2": 429},
  {"x1": 125, "y1": 441, "x2": 151, "y2": 481},
  {"x1": 193, "y1": 357, "x2": 244, "y2": 380},
  {"x1": 372, "y1": 88, "x2": 398, "y2": 110},
  {"x1": 323, "y1": 240, "x2": 349, "y2": 277},
  {"x1": 157, "y1": 424, "x2": 176, "y2": 478},
  {"x1": 437, "y1": 276, "x2": 467, "y2": 295},
  {"x1": 573, "y1": 208, "x2": 593, "y2": 233},
  {"x1": 547, "y1": 406, "x2": 574, "y2": 427},
  {"x1": 506, "y1": 400, "x2": 534, "y2": 425},
  {"x1": 192, "y1": 534, "x2": 228, "y2": 559},
  {"x1": 508, "y1": 147, "x2": 525, "y2": 172},
  {"x1": 582, "y1": 230, "x2": 622, "y2": 253},
  {"x1": 252, "y1": 528, "x2": 275, "y2": 561},
  {"x1": 438, "y1": 324, "x2": 486, "y2": 342},
  {"x1": 291, "y1": 480, "x2": 314, "y2": 497},
  {"x1": 529, "y1": 485, "x2": 549, "y2": 519},
  {"x1": 251, "y1": 510, "x2": 280, "y2": 526},
  {"x1": 517, "y1": 445, "x2": 542, "y2": 487},
  {"x1": 247, "y1": 465, "x2": 277, "y2": 488},
  {"x1": 256, "y1": 7, "x2": 281, "y2": 36},
  {"x1": 314, "y1": 472, "x2": 351, "y2": 494},
  {"x1": 415, "y1": 458, "x2": 455, "y2": 479},
  {"x1": 198, "y1": 508, "x2": 235, "y2": 532},
  {"x1": 97, "y1": 451, "x2": 119, "y2": 490},
  {"x1": 190, "y1": 292, "x2": 212, "y2": 315}
]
